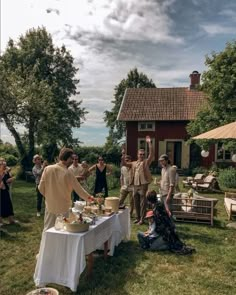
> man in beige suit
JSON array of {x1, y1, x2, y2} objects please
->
[
  {"x1": 39, "y1": 148, "x2": 94, "y2": 232},
  {"x1": 122, "y1": 136, "x2": 154, "y2": 225}
]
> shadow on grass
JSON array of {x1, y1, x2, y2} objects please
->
[
  {"x1": 48, "y1": 240, "x2": 147, "y2": 295},
  {"x1": 78, "y1": 240, "x2": 147, "y2": 295},
  {"x1": 0, "y1": 219, "x2": 36, "y2": 240}
]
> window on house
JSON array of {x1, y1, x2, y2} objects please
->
[
  {"x1": 138, "y1": 138, "x2": 155, "y2": 159},
  {"x1": 216, "y1": 143, "x2": 232, "y2": 161},
  {"x1": 138, "y1": 121, "x2": 155, "y2": 131}
]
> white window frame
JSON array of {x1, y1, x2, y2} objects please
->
[
  {"x1": 215, "y1": 143, "x2": 232, "y2": 162},
  {"x1": 138, "y1": 121, "x2": 155, "y2": 131},
  {"x1": 138, "y1": 138, "x2": 155, "y2": 159}
]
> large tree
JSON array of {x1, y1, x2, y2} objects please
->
[
  {"x1": 187, "y1": 41, "x2": 236, "y2": 150},
  {"x1": 0, "y1": 27, "x2": 87, "y2": 169},
  {"x1": 104, "y1": 68, "x2": 156, "y2": 147}
]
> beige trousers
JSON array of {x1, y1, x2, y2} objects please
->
[
  {"x1": 133, "y1": 184, "x2": 148, "y2": 221},
  {"x1": 119, "y1": 187, "x2": 134, "y2": 216}
]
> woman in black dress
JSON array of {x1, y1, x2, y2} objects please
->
[
  {"x1": 0, "y1": 160, "x2": 16, "y2": 226},
  {"x1": 89, "y1": 156, "x2": 112, "y2": 197}
]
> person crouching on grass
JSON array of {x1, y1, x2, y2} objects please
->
[{"x1": 137, "y1": 210, "x2": 157, "y2": 250}]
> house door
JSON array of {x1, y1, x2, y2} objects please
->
[{"x1": 166, "y1": 141, "x2": 182, "y2": 168}]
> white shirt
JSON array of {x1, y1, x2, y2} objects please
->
[
  {"x1": 68, "y1": 164, "x2": 83, "y2": 177},
  {"x1": 121, "y1": 166, "x2": 131, "y2": 190},
  {"x1": 148, "y1": 222, "x2": 158, "y2": 238},
  {"x1": 160, "y1": 165, "x2": 176, "y2": 196}
]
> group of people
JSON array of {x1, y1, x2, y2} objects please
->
[
  {"x1": 118, "y1": 136, "x2": 195, "y2": 253},
  {"x1": 32, "y1": 152, "x2": 112, "y2": 217},
  {"x1": 1, "y1": 141, "x2": 193, "y2": 254},
  {"x1": 120, "y1": 136, "x2": 177, "y2": 224}
]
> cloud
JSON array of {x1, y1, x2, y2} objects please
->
[
  {"x1": 64, "y1": 0, "x2": 184, "y2": 47},
  {"x1": 219, "y1": 9, "x2": 236, "y2": 21},
  {"x1": 201, "y1": 24, "x2": 235, "y2": 36}
]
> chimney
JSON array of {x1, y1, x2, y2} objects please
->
[{"x1": 189, "y1": 70, "x2": 201, "y2": 90}]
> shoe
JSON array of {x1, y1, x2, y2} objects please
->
[
  {"x1": 138, "y1": 220, "x2": 144, "y2": 225},
  {"x1": 133, "y1": 219, "x2": 140, "y2": 224},
  {"x1": 37, "y1": 212, "x2": 41, "y2": 217},
  {"x1": 9, "y1": 220, "x2": 19, "y2": 225}
]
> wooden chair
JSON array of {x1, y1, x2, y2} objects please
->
[
  {"x1": 224, "y1": 192, "x2": 236, "y2": 220},
  {"x1": 172, "y1": 194, "x2": 218, "y2": 226},
  {"x1": 192, "y1": 175, "x2": 219, "y2": 192},
  {"x1": 182, "y1": 174, "x2": 204, "y2": 188}
]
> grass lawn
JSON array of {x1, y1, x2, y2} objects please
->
[{"x1": 0, "y1": 179, "x2": 236, "y2": 295}]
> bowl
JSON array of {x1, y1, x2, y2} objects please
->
[{"x1": 65, "y1": 222, "x2": 89, "y2": 233}]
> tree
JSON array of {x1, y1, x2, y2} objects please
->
[
  {"x1": 0, "y1": 27, "x2": 87, "y2": 170},
  {"x1": 187, "y1": 41, "x2": 236, "y2": 151},
  {"x1": 104, "y1": 68, "x2": 156, "y2": 147}
]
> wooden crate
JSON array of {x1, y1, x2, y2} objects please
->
[{"x1": 172, "y1": 195, "x2": 218, "y2": 226}]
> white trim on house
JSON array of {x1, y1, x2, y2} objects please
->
[
  {"x1": 158, "y1": 139, "x2": 190, "y2": 169},
  {"x1": 138, "y1": 121, "x2": 155, "y2": 132},
  {"x1": 215, "y1": 143, "x2": 232, "y2": 162}
]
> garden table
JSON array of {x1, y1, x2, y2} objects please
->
[{"x1": 34, "y1": 208, "x2": 130, "y2": 292}]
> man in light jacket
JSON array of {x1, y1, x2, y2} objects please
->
[
  {"x1": 39, "y1": 148, "x2": 94, "y2": 232},
  {"x1": 122, "y1": 136, "x2": 154, "y2": 225}
]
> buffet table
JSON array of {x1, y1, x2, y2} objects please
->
[{"x1": 34, "y1": 208, "x2": 130, "y2": 292}]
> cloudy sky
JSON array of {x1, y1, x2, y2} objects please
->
[{"x1": 1, "y1": 0, "x2": 236, "y2": 145}]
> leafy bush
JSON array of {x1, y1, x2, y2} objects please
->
[
  {"x1": 218, "y1": 167, "x2": 236, "y2": 189},
  {"x1": 192, "y1": 166, "x2": 208, "y2": 176},
  {"x1": 0, "y1": 153, "x2": 18, "y2": 166},
  {"x1": 0, "y1": 143, "x2": 19, "y2": 158},
  {"x1": 74, "y1": 145, "x2": 121, "y2": 165},
  {"x1": 10, "y1": 165, "x2": 24, "y2": 179}
]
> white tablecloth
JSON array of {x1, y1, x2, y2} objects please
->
[{"x1": 34, "y1": 208, "x2": 130, "y2": 292}]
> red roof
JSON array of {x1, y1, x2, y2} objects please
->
[{"x1": 117, "y1": 88, "x2": 207, "y2": 121}]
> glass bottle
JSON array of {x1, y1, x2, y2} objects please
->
[{"x1": 55, "y1": 214, "x2": 64, "y2": 230}]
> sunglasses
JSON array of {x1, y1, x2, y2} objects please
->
[
  {"x1": 73, "y1": 158, "x2": 78, "y2": 160},
  {"x1": 98, "y1": 159, "x2": 104, "y2": 161},
  {"x1": 139, "y1": 153, "x2": 145, "y2": 156}
]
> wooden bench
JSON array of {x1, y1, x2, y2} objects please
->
[
  {"x1": 172, "y1": 195, "x2": 218, "y2": 226},
  {"x1": 224, "y1": 192, "x2": 236, "y2": 220},
  {"x1": 182, "y1": 174, "x2": 205, "y2": 188}
]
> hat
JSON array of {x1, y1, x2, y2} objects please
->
[
  {"x1": 145, "y1": 210, "x2": 154, "y2": 219},
  {"x1": 33, "y1": 154, "x2": 42, "y2": 163},
  {"x1": 158, "y1": 154, "x2": 169, "y2": 161}
]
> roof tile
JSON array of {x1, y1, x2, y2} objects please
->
[{"x1": 117, "y1": 88, "x2": 207, "y2": 121}]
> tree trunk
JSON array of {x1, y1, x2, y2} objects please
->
[
  {"x1": 3, "y1": 116, "x2": 30, "y2": 172},
  {"x1": 28, "y1": 117, "x2": 35, "y2": 166}
]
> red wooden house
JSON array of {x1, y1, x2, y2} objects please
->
[{"x1": 117, "y1": 71, "x2": 229, "y2": 169}]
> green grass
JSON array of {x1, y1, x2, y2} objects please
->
[{"x1": 0, "y1": 180, "x2": 236, "y2": 295}]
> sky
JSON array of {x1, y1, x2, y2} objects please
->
[{"x1": 1, "y1": 0, "x2": 236, "y2": 145}]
